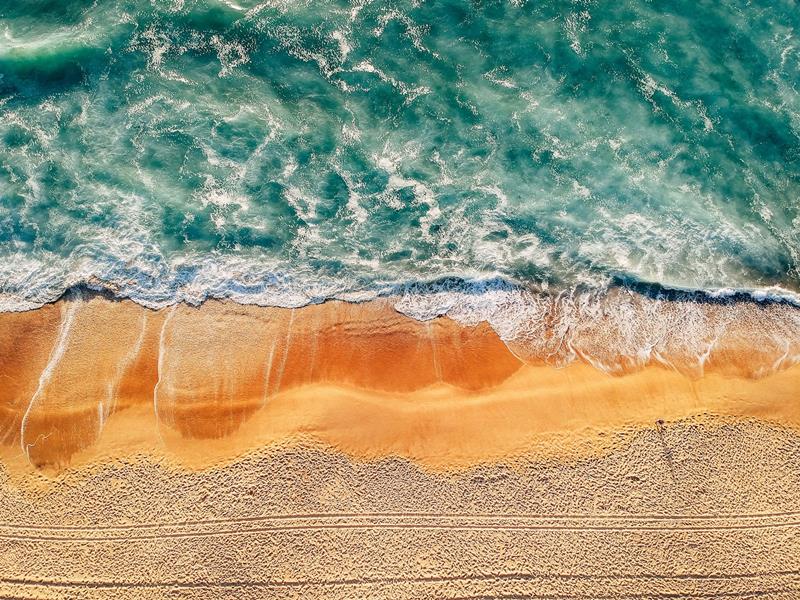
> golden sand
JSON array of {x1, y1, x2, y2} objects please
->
[
  {"x1": 2, "y1": 296, "x2": 800, "y2": 599},
  {"x1": 1, "y1": 295, "x2": 798, "y2": 476}
]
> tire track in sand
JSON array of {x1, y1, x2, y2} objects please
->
[{"x1": 1, "y1": 512, "x2": 800, "y2": 542}]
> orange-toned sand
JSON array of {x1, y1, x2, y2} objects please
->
[{"x1": 1, "y1": 294, "x2": 798, "y2": 478}]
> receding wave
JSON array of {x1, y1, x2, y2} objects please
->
[{"x1": 394, "y1": 278, "x2": 800, "y2": 378}]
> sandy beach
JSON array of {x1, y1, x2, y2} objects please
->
[
  {"x1": 1, "y1": 296, "x2": 800, "y2": 598},
  {"x1": 1, "y1": 294, "x2": 798, "y2": 475}
]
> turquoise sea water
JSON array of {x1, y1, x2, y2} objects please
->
[{"x1": 1, "y1": 0, "x2": 799, "y2": 319}]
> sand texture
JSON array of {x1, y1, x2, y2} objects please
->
[
  {"x1": 1, "y1": 295, "x2": 799, "y2": 598},
  {"x1": 1, "y1": 422, "x2": 800, "y2": 599}
]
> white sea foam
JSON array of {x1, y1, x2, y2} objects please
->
[
  {"x1": 2, "y1": 247, "x2": 799, "y2": 379},
  {"x1": 393, "y1": 278, "x2": 800, "y2": 377}
]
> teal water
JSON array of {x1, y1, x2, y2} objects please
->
[{"x1": 1, "y1": 0, "x2": 799, "y2": 315}]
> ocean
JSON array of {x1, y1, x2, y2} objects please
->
[{"x1": 1, "y1": 0, "x2": 799, "y2": 372}]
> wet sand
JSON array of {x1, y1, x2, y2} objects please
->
[
  {"x1": 0, "y1": 294, "x2": 798, "y2": 474},
  {"x1": 1, "y1": 295, "x2": 799, "y2": 598}
]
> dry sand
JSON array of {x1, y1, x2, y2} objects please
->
[{"x1": 1, "y1": 295, "x2": 799, "y2": 598}]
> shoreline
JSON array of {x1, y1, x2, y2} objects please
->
[
  {"x1": 3, "y1": 273, "x2": 800, "y2": 315},
  {"x1": 1, "y1": 295, "x2": 799, "y2": 478}
]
